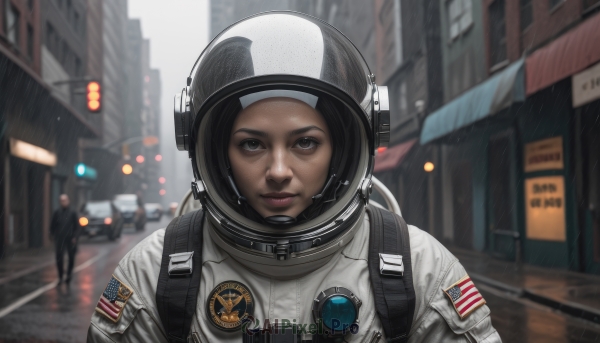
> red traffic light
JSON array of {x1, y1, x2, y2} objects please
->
[{"x1": 87, "y1": 81, "x2": 101, "y2": 112}]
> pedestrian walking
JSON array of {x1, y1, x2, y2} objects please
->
[{"x1": 50, "y1": 194, "x2": 80, "y2": 285}]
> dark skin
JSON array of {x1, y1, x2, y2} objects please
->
[{"x1": 228, "y1": 98, "x2": 333, "y2": 219}]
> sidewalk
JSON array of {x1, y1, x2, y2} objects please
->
[
  {"x1": 0, "y1": 246, "x2": 55, "y2": 285},
  {"x1": 451, "y1": 248, "x2": 600, "y2": 324}
]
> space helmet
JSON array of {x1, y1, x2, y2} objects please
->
[{"x1": 173, "y1": 11, "x2": 390, "y2": 268}]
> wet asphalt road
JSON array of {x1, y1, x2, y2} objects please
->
[
  {"x1": 0, "y1": 218, "x2": 599, "y2": 342},
  {"x1": 0, "y1": 218, "x2": 168, "y2": 343}
]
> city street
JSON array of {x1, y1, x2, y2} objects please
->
[
  {"x1": 0, "y1": 215, "x2": 598, "y2": 342},
  {"x1": 0, "y1": 218, "x2": 168, "y2": 342}
]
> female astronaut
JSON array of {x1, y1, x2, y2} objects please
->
[{"x1": 87, "y1": 12, "x2": 501, "y2": 343}]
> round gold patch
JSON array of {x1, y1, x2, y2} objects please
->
[{"x1": 207, "y1": 281, "x2": 255, "y2": 331}]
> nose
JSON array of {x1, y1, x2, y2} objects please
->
[{"x1": 265, "y1": 147, "x2": 293, "y2": 184}]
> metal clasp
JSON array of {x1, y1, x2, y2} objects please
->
[
  {"x1": 379, "y1": 253, "x2": 403, "y2": 277},
  {"x1": 275, "y1": 243, "x2": 291, "y2": 261},
  {"x1": 168, "y1": 252, "x2": 194, "y2": 276}
]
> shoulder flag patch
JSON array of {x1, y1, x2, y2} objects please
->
[
  {"x1": 443, "y1": 274, "x2": 486, "y2": 319},
  {"x1": 95, "y1": 275, "x2": 134, "y2": 323}
]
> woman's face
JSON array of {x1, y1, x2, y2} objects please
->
[{"x1": 228, "y1": 97, "x2": 332, "y2": 219}]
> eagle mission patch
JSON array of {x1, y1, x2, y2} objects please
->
[
  {"x1": 207, "y1": 281, "x2": 255, "y2": 331},
  {"x1": 443, "y1": 274, "x2": 486, "y2": 319},
  {"x1": 95, "y1": 275, "x2": 134, "y2": 323}
]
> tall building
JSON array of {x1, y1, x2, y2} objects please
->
[
  {"x1": 209, "y1": 0, "x2": 294, "y2": 39},
  {"x1": 372, "y1": 0, "x2": 444, "y2": 237},
  {"x1": 145, "y1": 67, "x2": 162, "y2": 203},
  {"x1": 298, "y1": 0, "x2": 376, "y2": 69},
  {"x1": 100, "y1": 0, "x2": 127, "y2": 148},
  {"x1": 84, "y1": 0, "x2": 129, "y2": 201},
  {"x1": 0, "y1": 0, "x2": 97, "y2": 255}
]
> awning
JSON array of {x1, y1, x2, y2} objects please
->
[
  {"x1": 420, "y1": 59, "x2": 525, "y2": 144},
  {"x1": 374, "y1": 139, "x2": 417, "y2": 173},
  {"x1": 526, "y1": 12, "x2": 600, "y2": 96}
]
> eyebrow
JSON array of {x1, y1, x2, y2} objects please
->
[
  {"x1": 233, "y1": 128, "x2": 268, "y2": 137},
  {"x1": 290, "y1": 125, "x2": 325, "y2": 136},
  {"x1": 233, "y1": 125, "x2": 325, "y2": 137}
]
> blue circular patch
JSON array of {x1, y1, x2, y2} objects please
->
[{"x1": 321, "y1": 295, "x2": 357, "y2": 330}]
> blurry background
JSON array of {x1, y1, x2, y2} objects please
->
[{"x1": 0, "y1": 0, "x2": 600, "y2": 342}]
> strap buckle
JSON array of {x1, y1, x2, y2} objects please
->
[
  {"x1": 379, "y1": 253, "x2": 403, "y2": 277},
  {"x1": 275, "y1": 243, "x2": 291, "y2": 261},
  {"x1": 168, "y1": 252, "x2": 194, "y2": 276}
]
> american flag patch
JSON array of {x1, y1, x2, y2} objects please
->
[
  {"x1": 443, "y1": 274, "x2": 486, "y2": 319},
  {"x1": 95, "y1": 275, "x2": 133, "y2": 323}
]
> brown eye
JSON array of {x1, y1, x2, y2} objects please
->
[
  {"x1": 240, "y1": 139, "x2": 263, "y2": 151},
  {"x1": 295, "y1": 138, "x2": 318, "y2": 150}
]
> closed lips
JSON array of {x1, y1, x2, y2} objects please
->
[{"x1": 261, "y1": 193, "x2": 297, "y2": 207}]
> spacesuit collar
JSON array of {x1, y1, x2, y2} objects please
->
[{"x1": 205, "y1": 211, "x2": 365, "y2": 280}]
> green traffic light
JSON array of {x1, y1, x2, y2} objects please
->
[
  {"x1": 74, "y1": 163, "x2": 97, "y2": 180},
  {"x1": 76, "y1": 163, "x2": 86, "y2": 177}
]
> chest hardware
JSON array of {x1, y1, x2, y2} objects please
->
[
  {"x1": 379, "y1": 253, "x2": 404, "y2": 276},
  {"x1": 368, "y1": 331, "x2": 382, "y2": 343},
  {"x1": 312, "y1": 286, "x2": 362, "y2": 339},
  {"x1": 168, "y1": 251, "x2": 194, "y2": 276}
]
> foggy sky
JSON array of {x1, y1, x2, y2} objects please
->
[{"x1": 128, "y1": 0, "x2": 209, "y2": 205}]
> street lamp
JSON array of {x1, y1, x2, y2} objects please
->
[
  {"x1": 424, "y1": 162, "x2": 434, "y2": 172},
  {"x1": 122, "y1": 164, "x2": 133, "y2": 175}
]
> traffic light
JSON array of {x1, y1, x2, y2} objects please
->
[
  {"x1": 122, "y1": 164, "x2": 133, "y2": 175},
  {"x1": 87, "y1": 81, "x2": 101, "y2": 112},
  {"x1": 74, "y1": 163, "x2": 97, "y2": 180}
]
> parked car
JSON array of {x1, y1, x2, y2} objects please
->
[
  {"x1": 144, "y1": 203, "x2": 163, "y2": 221},
  {"x1": 114, "y1": 194, "x2": 146, "y2": 231},
  {"x1": 79, "y1": 201, "x2": 123, "y2": 240}
]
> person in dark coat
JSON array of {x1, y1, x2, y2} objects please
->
[{"x1": 50, "y1": 194, "x2": 80, "y2": 285}]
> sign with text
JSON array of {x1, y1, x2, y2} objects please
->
[
  {"x1": 572, "y1": 61, "x2": 600, "y2": 108},
  {"x1": 525, "y1": 176, "x2": 566, "y2": 242},
  {"x1": 524, "y1": 136, "x2": 563, "y2": 173}
]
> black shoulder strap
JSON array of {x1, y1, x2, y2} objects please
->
[
  {"x1": 156, "y1": 210, "x2": 205, "y2": 343},
  {"x1": 367, "y1": 205, "x2": 416, "y2": 343}
]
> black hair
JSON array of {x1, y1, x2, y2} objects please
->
[{"x1": 205, "y1": 93, "x2": 361, "y2": 224}]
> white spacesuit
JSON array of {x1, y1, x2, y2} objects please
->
[{"x1": 87, "y1": 12, "x2": 501, "y2": 343}]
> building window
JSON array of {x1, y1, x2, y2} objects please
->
[
  {"x1": 66, "y1": 0, "x2": 72, "y2": 22},
  {"x1": 27, "y1": 0, "x2": 34, "y2": 11},
  {"x1": 520, "y1": 0, "x2": 532, "y2": 31},
  {"x1": 26, "y1": 24, "x2": 33, "y2": 59},
  {"x1": 4, "y1": 1, "x2": 20, "y2": 47},
  {"x1": 378, "y1": 0, "x2": 402, "y2": 68},
  {"x1": 399, "y1": 81, "x2": 408, "y2": 116},
  {"x1": 45, "y1": 22, "x2": 54, "y2": 48},
  {"x1": 549, "y1": 0, "x2": 564, "y2": 9},
  {"x1": 489, "y1": 0, "x2": 507, "y2": 67},
  {"x1": 75, "y1": 56, "x2": 81, "y2": 76},
  {"x1": 393, "y1": 0, "x2": 403, "y2": 65},
  {"x1": 448, "y1": 0, "x2": 473, "y2": 40},
  {"x1": 73, "y1": 11, "x2": 79, "y2": 31},
  {"x1": 61, "y1": 40, "x2": 68, "y2": 64}
]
